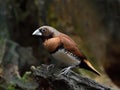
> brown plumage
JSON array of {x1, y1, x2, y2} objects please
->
[{"x1": 32, "y1": 26, "x2": 101, "y2": 76}]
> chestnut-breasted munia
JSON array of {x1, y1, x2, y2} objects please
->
[{"x1": 32, "y1": 26, "x2": 100, "y2": 76}]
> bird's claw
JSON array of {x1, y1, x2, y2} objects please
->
[
  {"x1": 58, "y1": 67, "x2": 71, "y2": 76},
  {"x1": 47, "y1": 64, "x2": 55, "y2": 71},
  {"x1": 41, "y1": 64, "x2": 55, "y2": 71}
]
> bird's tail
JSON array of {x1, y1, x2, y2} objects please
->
[{"x1": 79, "y1": 59, "x2": 101, "y2": 76}]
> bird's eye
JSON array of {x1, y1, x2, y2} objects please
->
[
  {"x1": 39, "y1": 29, "x2": 46, "y2": 32},
  {"x1": 42, "y1": 29, "x2": 46, "y2": 32},
  {"x1": 39, "y1": 28, "x2": 46, "y2": 33}
]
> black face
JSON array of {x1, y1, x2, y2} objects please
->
[{"x1": 39, "y1": 28, "x2": 53, "y2": 40}]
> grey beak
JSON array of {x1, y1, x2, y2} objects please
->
[{"x1": 32, "y1": 29, "x2": 42, "y2": 36}]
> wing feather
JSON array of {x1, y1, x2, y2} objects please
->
[{"x1": 59, "y1": 34, "x2": 87, "y2": 59}]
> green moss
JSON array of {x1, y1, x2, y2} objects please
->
[
  {"x1": 7, "y1": 85, "x2": 16, "y2": 90},
  {"x1": 21, "y1": 71, "x2": 31, "y2": 81}
]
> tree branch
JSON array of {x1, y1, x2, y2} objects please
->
[{"x1": 31, "y1": 65, "x2": 111, "y2": 90}]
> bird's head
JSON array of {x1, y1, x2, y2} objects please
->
[{"x1": 32, "y1": 26, "x2": 60, "y2": 41}]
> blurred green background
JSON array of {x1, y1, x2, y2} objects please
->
[{"x1": 0, "y1": 0, "x2": 120, "y2": 90}]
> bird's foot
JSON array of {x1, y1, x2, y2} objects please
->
[
  {"x1": 58, "y1": 66, "x2": 72, "y2": 76},
  {"x1": 41, "y1": 64, "x2": 55, "y2": 71},
  {"x1": 46, "y1": 64, "x2": 55, "y2": 71}
]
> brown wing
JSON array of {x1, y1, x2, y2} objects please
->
[
  {"x1": 59, "y1": 34, "x2": 87, "y2": 59},
  {"x1": 43, "y1": 37, "x2": 61, "y2": 53}
]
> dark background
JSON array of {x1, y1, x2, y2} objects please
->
[{"x1": 0, "y1": 0, "x2": 120, "y2": 89}]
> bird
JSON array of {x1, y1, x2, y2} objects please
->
[{"x1": 32, "y1": 26, "x2": 101, "y2": 76}]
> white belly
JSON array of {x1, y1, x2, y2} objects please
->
[{"x1": 51, "y1": 49, "x2": 80, "y2": 67}]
